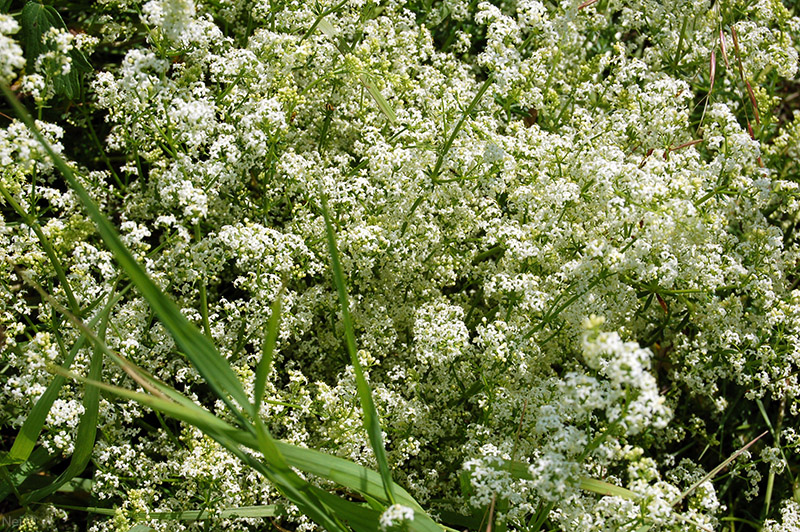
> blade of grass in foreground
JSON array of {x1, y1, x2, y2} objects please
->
[
  {"x1": 51, "y1": 364, "x2": 349, "y2": 532},
  {"x1": 0, "y1": 83, "x2": 354, "y2": 531},
  {"x1": 0, "y1": 282, "x2": 129, "y2": 468},
  {"x1": 127, "y1": 526, "x2": 155, "y2": 532},
  {"x1": 1, "y1": 81, "x2": 443, "y2": 532},
  {"x1": 129, "y1": 356, "x2": 432, "y2": 519},
  {"x1": 0, "y1": 82, "x2": 253, "y2": 421},
  {"x1": 321, "y1": 194, "x2": 397, "y2": 506},
  {"x1": 23, "y1": 295, "x2": 110, "y2": 503},
  {"x1": 255, "y1": 283, "x2": 284, "y2": 411},
  {"x1": 28, "y1": 262, "x2": 349, "y2": 532},
  {"x1": 59, "y1": 504, "x2": 283, "y2": 521},
  {"x1": 54, "y1": 357, "x2": 441, "y2": 531},
  {"x1": 0, "y1": 447, "x2": 56, "y2": 502}
]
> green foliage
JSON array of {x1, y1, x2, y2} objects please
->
[{"x1": 19, "y1": 2, "x2": 91, "y2": 99}]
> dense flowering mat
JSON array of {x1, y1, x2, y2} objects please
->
[{"x1": 2, "y1": 0, "x2": 800, "y2": 530}]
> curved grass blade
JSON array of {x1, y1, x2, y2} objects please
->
[
  {"x1": 320, "y1": 194, "x2": 396, "y2": 506},
  {"x1": 0, "y1": 283, "x2": 128, "y2": 468},
  {"x1": 0, "y1": 82, "x2": 254, "y2": 420},
  {"x1": 22, "y1": 298, "x2": 110, "y2": 503},
  {"x1": 255, "y1": 283, "x2": 284, "y2": 411},
  {"x1": 128, "y1": 361, "x2": 431, "y2": 517},
  {"x1": 54, "y1": 364, "x2": 350, "y2": 532},
  {"x1": 55, "y1": 355, "x2": 441, "y2": 532},
  {"x1": 60, "y1": 504, "x2": 283, "y2": 521},
  {"x1": 0, "y1": 446, "x2": 57, "y2": 503},
  {"x1": 578, "y1": 477, "x2": 641, "y2": 500}
]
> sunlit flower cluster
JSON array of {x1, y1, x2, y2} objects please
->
[{"x1": 2, "y1": 0, "x2": 800, "y2": 530}]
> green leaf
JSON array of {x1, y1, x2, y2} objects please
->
[
  {"x1": 23, "y1": 298, "x2": 110, "y2": 503},
  {"x1": 0, "y1": 283, "x2": 126, "y2": 468},
  {"x1": 55, "y1": 363, "x2": 440, "y2": 532},
  {"x1": 359, "y1": 74, "x2": 397, "y2": 124},
  {"x1": 310, "y1": 487, "x2": 382, "y2": 532},
  {"x1": 52, "y1": 362, "x2": 349, "y2": 532},
  {"x1": 62, "y1": 504, "x2": 283, "y2": 521},
  {"x1": 0, "y1": 446, "x2": 57, "y2": 503},
  {"x1": 20, "y1": 2, "x2": 92, "y2": 100},
  {"x1": 255, "y1": 284, "x2": 283, "y2": 411},
  {"x1": 508, "y1": 459, "x2": 641, "y2": 501},
  {"x1": 0, "y1": 82, "x2": 254, "y2": 419},
  {"x1": 578, "y1": 477, "x2": 641, "y2": 500},
  {"x1": 321, "y1": 194, "x2": 397, "y2": 506}
]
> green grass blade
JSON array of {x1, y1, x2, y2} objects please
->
[
  {"x1": 52, "y1": 364, "x2": 350, "y2": 532},
  {"x1": 0, "y1": 447, "x2": 57, "y2": 502},
  {"x1": 509, "y1": 460, "x2": 641, "y2": 501},
  {"x1": 578, "y1": 477, "x2": 641, "y2": 500},
  {"x1": 320, "y1": 195, "x2": 396, "y2": 505},
  {"x1": 672, "y1": 430, "x2": 769, "y2": 506},
  {"x1": 61, "y1": 504, "x2": 283, "y2": 521},
  {"x1": 272, "y1": 442, "x2": 422, "y2": 511},
  {"x1": 61, "y1": 359, "x2": 440, "y2": 531},
  {"x1": 1, "y1": 283, "x2": 127, "y2": 467},
  {"x1": 127, "y1": 526, "x2": 155, "y2": 532},
  {"x1": 311, "y1": 487, "x2": 381, "y2": 532},
  {"x1": 2, "y1": 368, "x2": 75, "y2": 467},
  {"x1": 429, "y1": 75, "x2": 493, "y2": 182},
  {"x1": 250, "y1": 420, "x2": 349, "y2": 532},
  {"x1": 359, "y1": 74, "x2": 397, "y2": 125},
  {"x1": 255, "y1": 284, "x2": 283, "y2": 411},
  {"x1": 123, "y1": 361, "x2": 417, "y2": 511},
  {"x1": 62, "y1": 352, "x2": 438, "y2": 529},
  {"x1": 52, "y1": 366, "x2": 243, "y2": 442},
  {"x1": 23, "y1": 300, "x2": 111, "y2": 503},
  {"x1": 0, "y1": 82, "x2": 253, "y2": 419},
  {"x1": 118, "y1": 361, "x2": 430, "y2": 520}
]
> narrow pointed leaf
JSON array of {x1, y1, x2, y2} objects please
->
[
  {"x1": 0, "y1": 446, "x2": 57, "y2": 502},
  {"x1": 578, "y1": 477, "x2": 641, "y2": 500},
  {"x1": 58, "y1": 360, "x2": 439, "y2": 530},
  {"x1": 24, "y1": 304, "x2": 109, "y2": 503},
  {"x1": 255, "y1": 286, "x2": 283, "y2": 410},
  {"x1": 360, "y1": 74, "x2": 397, "y2": 124},
  {"x1": 1, "y1": 284, "x2": 126, "y2": 466},
  {"x1": 0, "y1": 83, "x2": 253, "y2": 418},
  {"x1": 321, "y1": 195, "x2": 396, "y2": 505}
]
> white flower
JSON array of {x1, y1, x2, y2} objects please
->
[
  {"x1": 0, "y1": 14, "x2": 24, "y2": 84},
  {"x1": 379, "y1": 504, "x2": 415, "y2": 531}
]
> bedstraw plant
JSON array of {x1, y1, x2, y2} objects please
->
[{"x1": 1, "y1": 0, "x2": 800, "y2": 531}]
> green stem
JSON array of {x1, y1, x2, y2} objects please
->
[
  {"x1": 194, "y1": 225, "x2": 212, "y2": 340},
  {"x1": 0, "y1": 185, "x2": 80, "y2": 313},
  {"x1": 430, "y1": 75, "x2": 494, "y2": 183}
]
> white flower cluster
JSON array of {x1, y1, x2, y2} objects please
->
[
  {"x1": 379, "y1": 503, "x2": 415, "y2": 531},
  {"x1": 763, "y1": 500, "x2": 800, "y2": 532},
  {"x1": 3, "y1": 0, "x2": 800, "y2": 530},
  {"x1": 0, "y1": 14, "x2": 24, "y2": 84}
]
